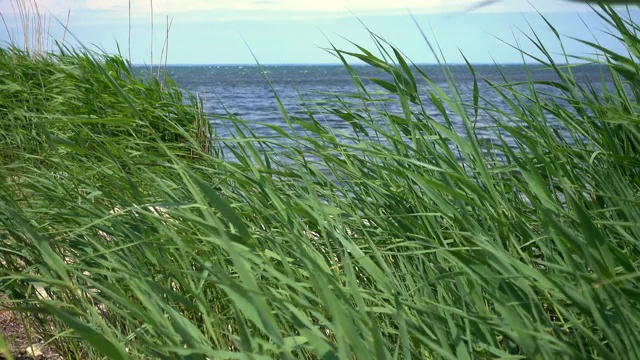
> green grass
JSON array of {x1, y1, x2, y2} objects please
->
[{"x1": 1, "y1": 4, "x2": 639, "y2": 359}]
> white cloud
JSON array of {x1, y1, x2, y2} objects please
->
[
  {"x1": 79, "y1": 0, "x2": 471, "y2": 14},
  {"x1": 83, "y1": 0, "x2": 585, "y2": 16},
  {"x1": 0, "y1": 0, "x2": 589, "y2": 25}
]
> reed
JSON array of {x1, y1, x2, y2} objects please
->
[
  {"x1": 0, "y1": 0, "x2": 71, "y2": 56},
  {"x1": 1, "y1": 3, "x2": 639, "y2": 360}
]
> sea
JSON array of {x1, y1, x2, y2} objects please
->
[{"x1": 154, "y1": 64, "x2": 612, "y2": 164}]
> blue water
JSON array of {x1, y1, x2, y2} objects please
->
[{"x1": 156, "y1": 64, "x2": 612, "y2": 164}]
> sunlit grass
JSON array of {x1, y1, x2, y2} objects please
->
[{"x1": 1, "y1": 4, "x2": 639, "y2": 360}]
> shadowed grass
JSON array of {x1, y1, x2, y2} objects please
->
[{"x1": 1, "y1": 4, "x2": 640, "y2": 360}]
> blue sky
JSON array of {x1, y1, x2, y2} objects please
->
[{"x1": 0, "y1": 0, "x2": 634, "y2": 64}]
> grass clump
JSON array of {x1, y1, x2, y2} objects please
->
[
  {"x1": 1, "y1": 4, "x2": 640, "y2": 360},
  {"x1": 0, "y1": 46, "x2": 212, "y2": 168}
]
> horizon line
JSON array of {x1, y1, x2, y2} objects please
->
[{"x1": 130, "y1": 61, "x2": 595, "y2": 67}]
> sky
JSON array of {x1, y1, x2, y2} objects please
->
[{"x1": 0, "y1": 0, "x2": 636, "y2": 64}]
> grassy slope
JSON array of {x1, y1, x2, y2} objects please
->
[{"x1": 1, "y1": 5, "x2": 639, "y2": 360}]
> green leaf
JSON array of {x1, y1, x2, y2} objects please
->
[
  {"x1": 41, "y1": 303, "x2": 128, "y2": 360},
  {"x1": 189, "y1": 173, "x2": 251, "y2": 243}
]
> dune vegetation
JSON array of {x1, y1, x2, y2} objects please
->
[{"x1": 1, "y1": 2, "x2": 639, "y2": 359}]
